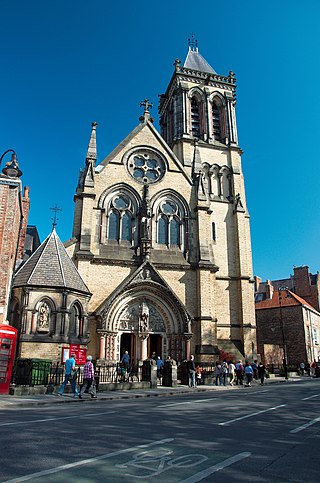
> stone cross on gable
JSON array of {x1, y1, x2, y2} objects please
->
[
  {"x1": 139, "y1": 99, "x2": 154, "y2": 124},
  {"x1": 140, "y1": 99, "x2": 153, "y2": 113}
]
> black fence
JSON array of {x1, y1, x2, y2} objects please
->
[{"x1": 11, "y1": 360, "x2": 141, "y2": 387}]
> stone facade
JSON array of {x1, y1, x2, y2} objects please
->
[{"x1": 65, "y1": 45, "x2": 256, "y2": 364}]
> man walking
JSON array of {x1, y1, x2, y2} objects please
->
[
  {"x1": 57, "y1": 353, "x2": 79, "y2": 397},
  {"x1": 187, "y1": 355, "x2": 196, "y2": 388},
  {"x1": 79, "y1": 355, "x2": 97, "y2": 399}
]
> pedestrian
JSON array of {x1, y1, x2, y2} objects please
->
[
  {"x1": 305, "y1": 362, "x2": 311, "y2": 377},
  {"x1": 156, "y1": 356, "x2": 164, "y2": 380},
  {"x1": 195, "y1": 365, "x2": 203, "y2": 386},
  {"x1": 214, "y1": 361, "x2": 222, "y2": 386},
  {"x1": 79, "y1": 355, "x2": 97, "y2": 399},
  {"x1": 244, "y1": 362, "x2": 253, "y2": 386},
  {"x1": 299, "y1": 361, "x2": 305, "y2": 376},
  {"x1": 228, "y1": 360, "x2": 235, "y2": 386},
  {"x1": 121, "y1": 350, "x2": 130, "y2": 370},
  {"x1": 187, "y1": 355, "x2": 196, "y2": 388},
  {"x1": 251, "y1": 359, "x2": 258, "y2": 381},
  {"x1": 221, "y1": 360, "x2": 228, "y2": 386},
  {"x1": 257, "y1": 361, "x2": 266, "y2": 385},
  {"x1": 57, "y1": 353, "x2": 79, "y2": 397},
  {"x1": 235, "y1": 360, "x2": 244, "y2": 385},
  {"x1": 311, "y1": 360, "x2": 317, "y2": 376}
]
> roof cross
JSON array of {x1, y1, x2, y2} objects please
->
[
  {"x1": 139, "y1": 99, "x2": 154, "y2": 123},
  {"x1": 50, "y1": 205, "x2": 62, "y2": 229}
]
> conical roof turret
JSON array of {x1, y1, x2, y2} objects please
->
[{"x1": 13, "y1": 228, "x2": 90, "y2": 294}]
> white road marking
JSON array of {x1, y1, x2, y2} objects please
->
[
  {"x1": 179, "y1": 452, "x2": 251, "y2": 482},
  {"x1": 290, "y1": 416, "x2": 320, "y2": 433},
  {"x1": 4, "y1": 438, "x2": 174, "y2": 482},
  {"x1": 159, "y1": 399, "x2": 217, "y2": 407},
  {"x1": 301, "y1": 394, "x2": 320, "y2": 401},
  {"x1": 218, "y1": 404, "x2": 286, "y2": 426},
  {"x1": 0, "y1": 411, "x2": 116, "y2": 427}
]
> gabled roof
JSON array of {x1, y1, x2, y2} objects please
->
[
  {"x1": 183, "y1": 47, "x2": 216, "y2": 74},
  {"x1": 13, "y1": 229, "x2": 90, "y2": 295},
  {"x1": 96, "y1": 120, "x2": 192, "y2": 185},
  {"x1": 256, "y1": 290, "x2": 319, "y2": 314}
]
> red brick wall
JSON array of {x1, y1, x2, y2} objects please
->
[
  {"x1": 0, "y1": 181, "x2": 23, "y2": 323},
  {"x1": 293, "y1": 266, "x2": 318, "y2": 311},
  {"x1": 17, "y1": 186, "x2": 30, "y2": 261},
  {"x1": 256, "y1": 305, "x2": 307, "y2": 367}
]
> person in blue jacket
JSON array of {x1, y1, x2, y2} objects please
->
[{"x1": 57, "y1": 354, "x2": 79, "y2": 397}]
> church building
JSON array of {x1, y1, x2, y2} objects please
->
[{"x1": 10, "y1": 43, "x2": 257, "y2": 364}]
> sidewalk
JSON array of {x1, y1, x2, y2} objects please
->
[{"x1": 0, "y1": 377, "x2": 297, "y2": 409}]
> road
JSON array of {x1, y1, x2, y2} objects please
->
[{"x1": 0, "y1": 379, "x2": 320, "y2": 482}]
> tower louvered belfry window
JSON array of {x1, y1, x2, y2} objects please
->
[
  {"x1": 191, "y1": 97, "x2": 201, "y2": 138},
  {"x1": 212, "y1": 100, "x2": 222, "y2": 142}
]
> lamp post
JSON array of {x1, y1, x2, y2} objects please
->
[
  {"x1": 278, "y1": 289, "x2": 288, "y2": 380},
  {"x1": 0, "y1": 149, "x2": 22, "y2": 178}
]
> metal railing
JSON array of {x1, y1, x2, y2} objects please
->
[{"x1": 11, "y1": 360, "x2": 141, "y2": 387}]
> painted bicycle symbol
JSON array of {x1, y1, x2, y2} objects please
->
[{"x1": 116, "y1": 447, "x2": 208, "y2": 478}]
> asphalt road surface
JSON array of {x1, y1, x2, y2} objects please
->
[{"x1": 1, "y1": 379, "x2": 320, "y2": 482}]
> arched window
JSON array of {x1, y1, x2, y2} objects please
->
[
  {"x1": 212, "y1": 100, "x2": 222, "y2": 142},
  {"x1": 102, "y1": 190, "x2": 138, "y2": 244},
  {"x1": 108, "y1": 211, "x2": 119, "y2": 240},
  {"x1": 191, "y1": 97, "x2": 201, "y2": 138},
  {"x1": 154, "y1": 196, "x2": 187, "y2": 251},
  {"x1": 70, "y1": 302, "x2": 83, "y2": 337},
  {"x1": 158, "y1": 216, "x2": 168, "y2": 245}
]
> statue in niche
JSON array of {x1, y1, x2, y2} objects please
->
[
  {"x1": 139, "y1": 301, "x2": 149, "y2": 332},
  {"x1": 38, "y1": 302, "x2": 50, "y2": 329}
]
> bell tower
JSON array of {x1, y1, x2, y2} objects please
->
[
  {"x1": 159, "y1": 41, "x2": 257, "y2": 360},
  {"x1": 159, "y1": 40, "x2": 238, "y2": 164}
]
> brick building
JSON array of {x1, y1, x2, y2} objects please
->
[
  {"x1": 9, "y1": 43, "x2": 257, "y2": 364},
  {"x1": 255, "y1": 289, "x2": 320, "y2": 367},
  {"x1": 255, "y1": 266, "x2": 320, "y2": 311},
  {"x1": 0, "y1": 151, "x2": 29, "y2": 324}
]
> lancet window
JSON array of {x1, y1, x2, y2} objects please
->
[
  {"x1": 153, "y1": 194, "x2": 188, "y2": 252},
  {"x1": 100, "y1": 187, "x2": 140, "y2": 246},
  {"x1": 191, "y1": 97, "x2": 201, "y2": 138},
  {"x1": 212, "y1": 100, "x2": 222, "y2": 142},
  {"x1": 69, "y1": 302, "x2": 84, "y2": 338}
]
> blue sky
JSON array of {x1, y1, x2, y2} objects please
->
[{"x1": 1, "y1": 0, "x2": 319, "y2": 281}]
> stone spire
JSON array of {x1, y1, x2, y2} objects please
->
[
  {"x1": 86, "y1": 122, "x2": 97, "y2": 163},
  {"x1": 83, "y1": 122, "x2": 97, "y2": 188}
]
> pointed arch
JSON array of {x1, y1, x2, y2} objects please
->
[
  {"x1": 210, "y1": 92, "x2": 227, "y2": 143},
  {"x1": 188, "y1": 88, "x2": 206, "y2": 140},
  {"x1": 35, "y1": 297, "x2": 55, "y2": 334},
  {"x1": 69, "y1": 301, "x2": 84, "y2": 337},
  {"x1": 98, "y1": 183, "x2": 141, "y2": 246},
  {"x1": 152, "y1": 190, "x2": 190, "y2": 253}
]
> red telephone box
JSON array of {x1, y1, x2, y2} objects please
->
[{"x1": 0, "y1": 324, "x2": 18, "y2": 394}]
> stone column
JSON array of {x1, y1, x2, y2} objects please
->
[
  {"x1": 139, "y1": 334, "x2": 149, "y2": 361},
  {"x1": 30, "y1": 310, "x2": 37, "y2": 334},
  {"x1": 185, "y1": 334, "x2": 192, "y2": 360},
  {"x1": 99, "y1": 335, "x2": 106, "y2": 359}
]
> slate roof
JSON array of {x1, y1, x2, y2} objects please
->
[
  {"x1": 13, "y1": 229, "x2": 90, "y2": 294},
  {"x1": 183, "y1": 47, "x2": 216, "y2": 74},
  {"x1": 255, "y1": 290, "x2": 319, "y2": 314}
]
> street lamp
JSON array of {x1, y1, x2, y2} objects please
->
[
  {"x1": 278, "y1": 289, "x2": 289, "y2": 380},
  {"x1": 0, "y1": 149, "x2": 22, "y2": 178}
]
